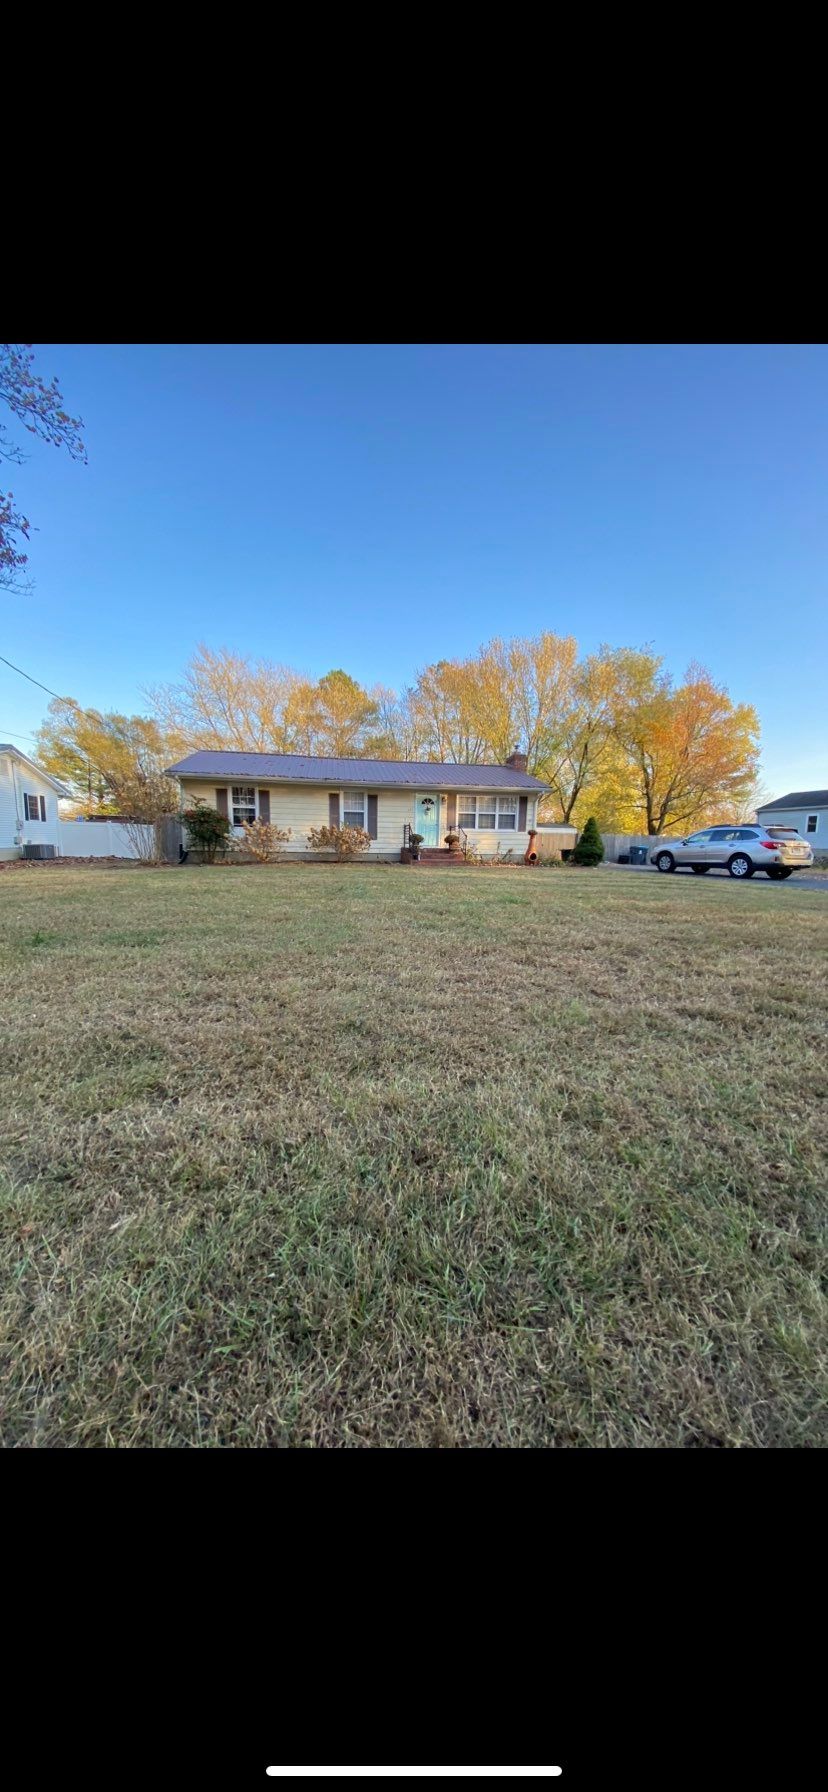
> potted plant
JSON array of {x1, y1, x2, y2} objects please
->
[
  {"x1": 409, "y1": 831, "x2": 424, "y2": 861},
  {"x1": 444, "y1": 830, "x2": 460, "y2": 852}
]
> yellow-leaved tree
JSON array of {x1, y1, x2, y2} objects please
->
[{"x1": 611, "y1": 655, "x2": 760, "y2": 835}]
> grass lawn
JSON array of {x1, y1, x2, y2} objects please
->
[{"x1": 2, "y1": 863, "x2": 827, "y2": 1448}]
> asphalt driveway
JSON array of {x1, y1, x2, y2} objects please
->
[{"x1": 605, "y1": 863, "x2": 828, "y2": 894}]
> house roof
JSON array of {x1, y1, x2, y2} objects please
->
[
  {"x1": 166, "y1": 750, "x2": 548, "y2": 791},
  {"x1": 757, "y1": 790, "x2": 828, "y2": 811},
  {"x1": 0, "y1": 744, "x2": 70, "y2": 797}
]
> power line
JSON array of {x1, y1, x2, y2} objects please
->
[
  {"x1": 0, "y1": 653, "x2": 64, "y2": 700},
  {"x1": 0, "y1": 726, "x2": 37, "y2": 741}
]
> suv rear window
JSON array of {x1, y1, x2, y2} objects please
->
[{"x1": 766, "y1": 828, "x2": 798, "y2": 838}]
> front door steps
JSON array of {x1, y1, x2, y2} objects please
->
[{"x1": 409, "y1": 846, "x2": 468, "y2": 867}]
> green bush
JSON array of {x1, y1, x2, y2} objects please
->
[
  {"x1": 572, "y1": 816, "x2": 604, "y2": 866},
  {"x1": 181, "y1": 801, "x2": 231, "y2": 864}
]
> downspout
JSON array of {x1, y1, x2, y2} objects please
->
[{"x1": 9, "y1": 754, "x2": 24, "y2": 852}]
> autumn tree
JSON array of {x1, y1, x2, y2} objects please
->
[
  {"x1": 361, "y1": 685, "x2": 426, "y2": 760},
  {"x1": 461, "y1": 633, "x2": 580, "y2": 772},
  {"x1": 611, "y1": 657, "x2": 760, "y2": 835},
  {"x1": 0, "y1": 344, "x2": 86, "y2": 590},
  {"x1": 35, "y1": 699, "x2": 179, "y2": 816},
  {"x1": 148, "y1": 643, "x2": 305, "y2": 754},
  {"x1": 149, "y1": 648, "x2": 382, "y2": 759},
  {"x1": 406, "y1": 659, "x2": 487, "y2": 763},
  {"x1": 309, "y1": 669, "x2": 379, "y2": 756}
]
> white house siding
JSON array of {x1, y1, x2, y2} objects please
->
[
  {"x1": 178, "y1": 780, "x2": 539, "y2": 859},
  {"x1": 758, "y1": 807, "x2": 827, "y2": 846},
  {"x1": 0, "y1": 754, "x2": 62, "y2": 859}
]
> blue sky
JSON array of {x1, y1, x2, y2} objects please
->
[{"x1": 3, "y1": 343, "x2": 826, "y2": 795}]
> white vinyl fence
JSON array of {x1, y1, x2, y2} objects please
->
[{"x1": 56, "y1": 820, "x2": 155, "y2": 858}]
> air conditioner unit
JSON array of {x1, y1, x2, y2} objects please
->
[{"x1": 23, "y1": 843, "x2": 56, "y2": 860}]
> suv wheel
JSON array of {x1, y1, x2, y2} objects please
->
[
  {"x1": 655, "y1": 851, "x2": 675, "y2": 873},
  {"x1": 727, "y1": 853, "x2": 754, "y2": 879},
  {"x1": 767, "y1": 867, "x2": 792, "y2": 880}
]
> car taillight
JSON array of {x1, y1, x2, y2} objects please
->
[{"x1": 760, "y1": 840, "x2": 779, "y2": 850}]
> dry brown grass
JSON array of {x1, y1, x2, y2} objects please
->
[{"x1": 2, "y1": 863, "x2": 827, "y2": 1447}]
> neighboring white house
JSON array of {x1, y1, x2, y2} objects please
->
[
  {"x1": 166, "y1": 748, "x2": 549, "y2": 860},
  {"x1": 756, "y1": 789, "x2": 828, "y2": 848},
  {"x1": 0, "y1": 744, "x2": 69, "y2": 860}
]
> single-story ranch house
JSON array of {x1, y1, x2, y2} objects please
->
[
  {"x1": 166, "y1": 749, "x2": 549, "y2": 859},
  {"x1": 756, "y1": 789, "x2": 827, "y2": 849},
  {"x1": 0, "y1": 744, "x2": 69, "y2": 860}
]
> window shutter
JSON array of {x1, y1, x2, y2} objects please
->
[
  {"x1": 24, "y1": 793, "x2": 31, "y2": 821},
  {"x1": 329, "y1": 792, "x2": 340, "y2": 826},
  {"x1": 258, "y1": 788, "x2": 270, "y2": 823},
  {"x1": 518, "y1": 796, "x2": 528, "y2": 830},
  {"x1": 216, "y1": 788, "x2": 229, "y2": 818},
  {"x1": 446, "y1": 794, "x2": 456, "y2": 827},
  {"x1": 40, "y1": 795, "x2": 47, "y2": 822},
  {"x1": 367, "y1": 794, "x2": 378, "y2": 840}
]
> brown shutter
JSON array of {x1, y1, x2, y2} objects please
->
[
  {"x1": 367, "y1": 794, "x2": 378, "y2": 839},
  {"x1": 329, "y1": 792, "x2": 340, "y2": 826},
  {"x1": 216, "y1": 788, "x2": 229, "y2": 818},
  {"x1": 518, "y1": 796, "x2": 528, "y2": 830},
  {"x1": 446, "y1": 794, "x2": 456, "y2": 827},
  {"x1": 40, "y1": 796, "x2": 47, "y2": 821},
  {"x1": 258, "y1": 788, "x2": 270, "y2": 823}
]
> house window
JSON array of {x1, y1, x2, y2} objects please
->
[
  {"x1": 807, "y1": 815, "x2": 818, "y2": 833},
  {"x1": 231, "y1": 785, "x2": 256, "y2": 826},
  {"x1": 24, "y1": 793, "x2": 46, "y2": 822},
  {"x1": 343, "y1": 791, "x2": 366, "y2": 828},
  {"x1": 457, "y1": 795, "x2": 519, "y2": 830}
]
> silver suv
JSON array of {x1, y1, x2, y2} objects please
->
[{"x1": 651, "y1": 825, "x2": 814, "y2": 880}]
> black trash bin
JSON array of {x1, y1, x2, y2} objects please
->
[{"x1": 629, "y1": 846, "x2": 648, "y2": 865}]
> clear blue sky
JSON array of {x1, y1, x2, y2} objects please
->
[{"x1": 3, "y1": 343, "x2": 826, "y2": 795}]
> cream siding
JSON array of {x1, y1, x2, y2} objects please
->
[{"x1": 177, "y1": 778, "x2": 539, "y2": 858}]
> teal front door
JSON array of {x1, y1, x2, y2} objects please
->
[{"x1": 415, "y1": 792, "x2": 440, "y2": 846}]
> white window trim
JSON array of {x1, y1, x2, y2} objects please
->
[
  {"x1": 231, "y1": 784, "x2": 257, "y2": 829},
  {"x1": 341, "y1": 789, "x2": 368, "y2": 828},
  {"x1": 456, "y1": 793, "x2": 522, "y2": 832}
]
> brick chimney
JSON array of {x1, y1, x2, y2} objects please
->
[{"x1": 504, "y1": 746, "x2": 528, "y2": 774}]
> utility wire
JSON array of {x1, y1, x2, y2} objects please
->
[
  {"x1": 0, "y1": 653, "x2": 64, "y2": 700},
  {"x1": 0, "y1": 727, "x2": 38, "y2": 741}
]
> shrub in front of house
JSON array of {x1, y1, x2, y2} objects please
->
[
  {"x1": 572, "y1": 816, "x2": 605, "y2": 866},
  {"x1": 181, "y1": 800, "x2": 231, "y2": 863},
  {"x1": 307, "y1": 824, "x2": 371, "y2": 860},
  {"x1": 237, "y1": 820, "x2": 291, "y2": 862}
]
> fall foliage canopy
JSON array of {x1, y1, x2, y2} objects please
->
[{"x1": 37, "y1": 633, "x2": 761, "y2": 835}]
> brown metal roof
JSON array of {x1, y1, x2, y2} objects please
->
[{"x1": 166, "y1": 750, "x2": 548, "y2": 791}]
